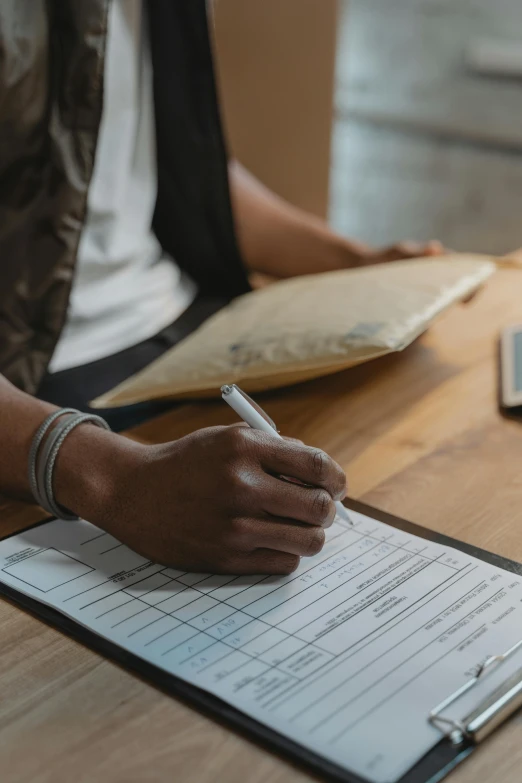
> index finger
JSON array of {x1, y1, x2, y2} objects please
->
[{"x1": 250, "y1": 433, "x2": 347, "y2": 501}]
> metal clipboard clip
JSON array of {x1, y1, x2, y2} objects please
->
[{"x1": 429, "y1": 638, "x2": 522, "y2": 746}]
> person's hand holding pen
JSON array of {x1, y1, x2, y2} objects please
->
[
  {"x1": 51, "y1": 389, "x2": 347, "y2": 575},
  {"x1": 221, "y1": 384, "x2": 352, "y2": 526}
]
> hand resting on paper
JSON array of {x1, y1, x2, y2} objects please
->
[
  {"x1": 0, "y1": 376, "x2": 346, "y2": 575},
  {"x1": 53, "y1": 423, "x2": 347, "y2": 574},
  {"x1": 355, "y1": 239, "x2": 445, "y2": 265}
]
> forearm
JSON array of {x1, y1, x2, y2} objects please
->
[
  {"x1": 229, "y1": 160, "x2": 367, "y2": 278},
  {"x1": 0, "y1": 375, "x2": 58, "y2": 501},
  {"x1": 229, "y1": 161, "x2": 445, "y2": 277},
  {"x1": 0, "y1": 375, "x2": 133, "y2": 518}
]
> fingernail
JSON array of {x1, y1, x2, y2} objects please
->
[{"x1": 335, "y1": 486, "x2": 348, "y2": 501}]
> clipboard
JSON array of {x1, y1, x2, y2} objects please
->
[{"x1": 1, "y1": 497, "x2": 522, "y2": 783}]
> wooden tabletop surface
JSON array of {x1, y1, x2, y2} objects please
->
[{"x1": 2, "y1": 268, "x2": 522, "y2": 783}]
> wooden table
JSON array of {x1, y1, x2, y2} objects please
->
[{"x1": 2, "y1": 268, "x2": 522, "y2": 783}]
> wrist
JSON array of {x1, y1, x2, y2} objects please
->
[
  {"x1": 294, "y1": 223, "x2": 374, "y2": 274},
  {"x1": 53, "y1": 423, "x2": 144, "y2": 524},
  {"x1": 331, "y1": 234, "x2": 373, "y2": 269}
]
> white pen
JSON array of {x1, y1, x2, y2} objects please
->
[{"x1": 221, "y1": 384, "x2": 352, "y2": 525}]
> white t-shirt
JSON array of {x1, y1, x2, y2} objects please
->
[{"x1": 50, "y1": 0, "x2": 197, "y2": 373}]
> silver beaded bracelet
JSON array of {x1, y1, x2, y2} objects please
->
[{"x1": 28, "y1": 410, "x2": 111, "y2": 520}]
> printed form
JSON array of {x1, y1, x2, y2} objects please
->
[{"x1": 1, "y1": 510, "x2": 522, "y2": 783}]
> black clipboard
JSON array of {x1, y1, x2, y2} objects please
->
[{"x1": 1, "y1": 498, "x2": 521, "y2": 783}]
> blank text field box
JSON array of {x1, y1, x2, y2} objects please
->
[{"x1": 3, "y1": 548, "x2": 94, "y2": 592}]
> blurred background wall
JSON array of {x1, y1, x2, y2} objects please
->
[
  {"x1": 214, "y1": 0, "x2": 522, "y2": 254},
  {"x1": 331, "y1": 0, "x2": 522, "y2": 254},
  {"x1": 213, "y1": 0, "x2": 338, "y2": 219}
]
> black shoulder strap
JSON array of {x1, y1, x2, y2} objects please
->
[{"x1": 148, "y1": 0, "x2": 251, "y2": 300}]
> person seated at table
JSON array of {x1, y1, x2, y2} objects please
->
[{"x1": 0, "y1": 1, "x2": 442, "y2": 574}]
